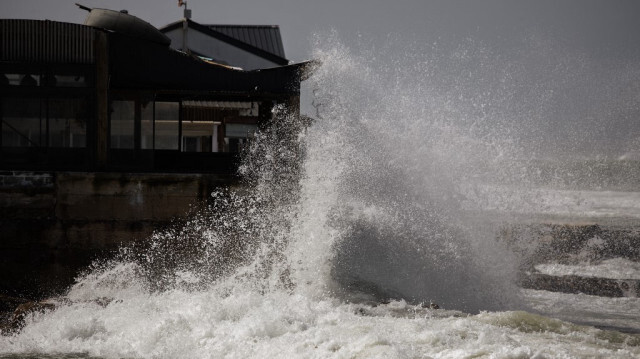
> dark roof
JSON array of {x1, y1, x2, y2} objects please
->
[
  {"x1": 205, "y1": 25, "x2": 285, "y2": 59},
  {"x1": 0, "y1": 19, "x2": 307, "y2": 94},
  {"x1": 0, "y1": 19, "x2": 98, "y2": 64},
  {"x1": 108, "y1": 31, "x2": 307, "y2": 94},
  {"x1": 160, "y1": 20, "x2": 289, "y2": 66}
]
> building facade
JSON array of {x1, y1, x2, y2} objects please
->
[
  {"x1": 0, "y1": 14, "x2": 307, "y2": 174},
  {"x1": 0, "y1": 10, "x2": 310, "y2": 298}
]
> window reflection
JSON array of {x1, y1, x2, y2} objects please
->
[
  {"x1": 224, "y1": 123, "x2": 257, "y2": 153},
  {"x1": 49, "y1": 98, "x2": 87, "y2": 148},
  {"x1": 54, "y1": 75, "x2": 88, "y2": 87},
  {"x1": 1, "y1": 73, "x2": 89, "y2": 87},
  {"x1": 1, "y1": 97, "x2": 44, "y2": 147},
  {"x1": 141, "y1": 101, "x2": 154, "y2": 149},
  {"x1": 110, "y1": 101, "x2": 135, "y2": 149},
  {"x1": 155, "y1": 102, "x2": 179, "y2": 150}
]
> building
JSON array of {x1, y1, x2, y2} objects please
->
[
  {"x1": 0, "y1": 7, "x2": 310, "y2": 174},
  {"x1": 0, "y1": 7, "x2": 311, "y2": 298}
]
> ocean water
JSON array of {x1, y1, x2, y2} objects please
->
[{"x1": 2, "y1": 34, "x2": 640, "y2": 358}]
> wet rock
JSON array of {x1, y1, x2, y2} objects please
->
[
  {"x1": 501, "y1": 223, "x2": 640, "y2": 269},
  {"x1": 520, "y1": 272, "x2": 640, "y2": 298},
  {"x1": 0, "y1": 294, "x2": 31, "y2": 334},
  {"x1": 421, "y1": 301, "x2": 440, "y2": 309},
  {"x1": 0, "y1": 293, "x2": 29, "y2": 313},
  {"x1": 2, "y1": 299, "x2": 58, "y2": 334},
  {"x1": 94, "y1": 297, "x2": 113, "y2": 308}
]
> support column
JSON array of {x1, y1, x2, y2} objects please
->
[{"x1": 95, "y1": 31, "x2": 109, "y2": 169}]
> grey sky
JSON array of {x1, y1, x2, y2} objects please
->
[{"x1": 2, "y1": 0, "x2": 640, "y2": 62}]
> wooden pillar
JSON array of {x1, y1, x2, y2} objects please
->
[
  {"x1": 95, "y1": 31, "x2": 109, "y2": 169},
  {"x1": 134, "y1": 100, "x2": 141, "y2": 151},
  {"x1": 178, "y1": 101, "x2": 183, "y2": 152}
]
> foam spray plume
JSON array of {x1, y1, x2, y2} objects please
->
[
  {"x1": 2, "y1": 33, "x2": 640, "y2": 358},
  {"x1": 298, "y1": 35, "x2": 527, "y2": 312}
]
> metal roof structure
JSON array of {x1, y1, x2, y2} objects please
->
[
  {"x1": 160, "y1": 20, "x2": 289, "y2": 66},
  {"x1": 204, "y1": 25, "x2": 286, "y2": 59},
  {"x1": 0, "y1": 19, "x2": 97, "y2": 64}
]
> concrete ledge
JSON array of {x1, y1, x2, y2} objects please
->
[{"x1": 0, "y1": 172, "x2": 54, "y2": 188}]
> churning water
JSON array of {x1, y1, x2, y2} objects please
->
[{"x1": 2, "y1": 34, "x2": 640, "y2": 358}]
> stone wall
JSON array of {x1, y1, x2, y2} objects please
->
[{"x1": 0, "y1": 171, "x2": 235, "y2": 298}]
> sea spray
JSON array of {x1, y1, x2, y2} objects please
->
[
  {"x1": 112, "y1": 104, "x2": 309, "y2": 294},
  {"x1": 303, "y1": 32, "x2": 524, "y2": 312}
]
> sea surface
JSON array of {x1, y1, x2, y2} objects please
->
[{"x1": 3, "y1": 34, "x2": 640, "y2": 358}]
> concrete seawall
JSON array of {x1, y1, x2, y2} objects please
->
[{"x1": 0, "y1": 171, "x2": 235, "y2": 298}]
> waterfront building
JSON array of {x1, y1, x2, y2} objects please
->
[
  {"x1": 0, "y1": 7, "x2": 310, "y2": 297},
  {"x1": 0, "y1": 8, "x2": 308, "y2": 173}
]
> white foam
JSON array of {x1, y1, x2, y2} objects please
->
[
  {"x1": 3, "y1": 292, "x2": 639, "y2": 358},
  {"x1": 536, "y1": 258, "x2": 640, "y2": 280}
]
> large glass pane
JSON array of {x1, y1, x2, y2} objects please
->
[
  {"x1": 54, "y1": 74, "x2": 89, "y2": 87},
  {"x1": 48, "y1": 98, "x2": 87, "y2": 148},
  {"x1": 182, "y1": 121, "x2": 214, "y2": 153},
  {"x1": 225, "y1": 123, "x2": 258, "y2": 138},
  {"x1": 3, "y1": 74, "x2": 40, "y2": 87},
  {"x1": 1, "y1": 97, "x2": 44, "y2": 147},
  {"x1": 110, "y1": 100, "x2": 135, "y2": 149},
  {"x1": 155, "y1": 102, "x2": 179, "y2": 150},
  {"x1": 141, "y1": 101, "x2": 154, "y2": 149},
  {"x1": 224, "y1": 123, "x2": 257, "y2": 153}
]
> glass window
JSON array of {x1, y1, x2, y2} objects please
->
[
  {"x1": 54, "y1": 75, "x2": 88, "y2": 87},
  {"x1": 183, "y1": 136, "x2": 200, "y2": 152},
  {"x1": 225, "y1": 123, "x2": 257, "y2": 138},
  {"x1": 155, "y1": 102, "x2": 179, "y2": 150},
  {"x1": 48, "y1": 98, "x2": 87, "y2": 148},
  {"x1": 182, "y1": 121, "x2": 215, "y2": 153},
  {"x1": 141, "y1": 101, "x2": 154, "y2": 149},
  {"x1": 212, "y1": 123, "x2": 220, "y2": 152},
  {"x1": 1, "y1": 97, "x2": 44, "y2": 147},
  {"x1": 3, "y1": 74, "x2": 40, "y2": 87},
  {"x1": 110, "y1": 100, "x2": 135, "y2": 149}
]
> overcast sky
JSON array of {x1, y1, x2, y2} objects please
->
[{"x1": 2, "y1": 0, "x2": 640, "y2": 62}]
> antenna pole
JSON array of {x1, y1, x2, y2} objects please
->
[
  {"x1": 178, "y1": 0, "x2": 191, "y2": 19},
  {"x1": 75, "y1": 3, "x2": 92, "y2": 12},
  {"x1": 178, "y1": 1, "x2": 192, "y2": 54}
]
